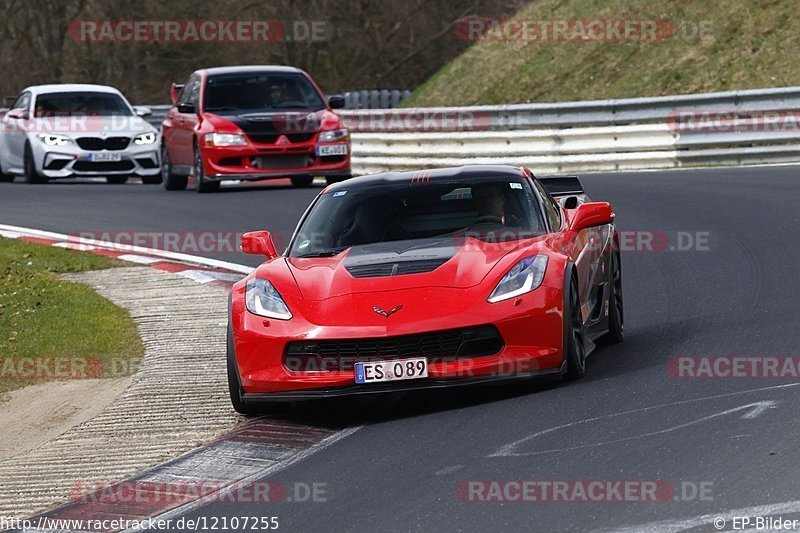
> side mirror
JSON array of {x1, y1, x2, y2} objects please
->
[
  {"x1": 133, "y1": 106, "x2": 152, "y2": 117},
  {"x1": 569, "y1": 202, "x2": 614, "y2": 232},
  {"x1": 170, "y1": 83, "x2": 184, "y2": 106},
  {"x1": 177, "y1": 102, "x2": 196, "y2": 114},
  {"x1": 241, "y1": 230, "x2": 279, "y2": 259},
  {"x1": 328, "y1": 95, "x2": 346, "y2": 109},
  {"x1": 8, "y1": 109, "x2": 28, "y2": 120}
]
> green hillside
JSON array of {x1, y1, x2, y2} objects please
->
[{"x1": 406, "y1": 0, "x2": 796, "y2": 106}]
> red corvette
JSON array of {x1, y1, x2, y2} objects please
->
[
  {"x1": 227, "y1": 165, "x2": 623, "y2": 412},
  {"x1": 161, "y1": 65, "x2": 351, "y2": 193}
]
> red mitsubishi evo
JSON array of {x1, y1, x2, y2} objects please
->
[{"x1": 161, "y1": 65, "x2": 351, "y2": 193}]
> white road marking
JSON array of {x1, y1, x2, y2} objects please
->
[
  {"x1": 121, "y1": 426, "x2": 362, "y2": 532},
  {"x1": 0, "y1": 223, "x2": 254, "y2": 274},
  {"x1": 116, "y1": 253, "x2": 162, "y2": 264},
  {"x1": 490, "y1": 384, "x2": 797, "y2": 457},
  {"x1": 592, "y1": 499, "x2": 800, "y2": 533}
]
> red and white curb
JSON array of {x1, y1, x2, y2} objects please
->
[{"x1": 0, "y1": 224, "x2": 252, "y2": 290}]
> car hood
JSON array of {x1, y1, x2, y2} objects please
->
[
  {"x1": 202, "y1": 108, "x2": 340, "y2": 136},
  {"x1": 257, "y1": 236, "x2": 547, "y2": 302}
]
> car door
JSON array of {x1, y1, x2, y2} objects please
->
[
  {"x1": 167, "y1": 74, "x2": 201, "y2": 166},
  {"x1": 0, "y1": 92, "x2": 32, "y2": 169}
]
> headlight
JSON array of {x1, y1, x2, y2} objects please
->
[
  {"x1": 38, "y1": 134, "x2": 70, "y2": 147},
  {"x1": 204, "y1": 133, "x2": 247, "y2": 147},
  {"x1": 245, "y1": 278, "x2": 292, "y2": 320},
  {"x1": 133, "y1": 132, "x2": 157, "y2": 145},
  {"x1": 318, "y1": 129, "x2": 349, "y2": 143},
  {"x1": 488, "y1": 255, "x2": 548, "y2": 303}
]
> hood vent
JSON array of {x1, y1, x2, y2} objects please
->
[{"x1": 346, "y1": 258, "x2": 448, "y2": 278}]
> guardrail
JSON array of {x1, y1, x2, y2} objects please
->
[{"x1": 141, "y1": 86, "x2": 800, "y2": 175}]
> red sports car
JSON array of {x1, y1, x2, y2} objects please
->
[
  {"x1": 227, "y1": 165, "x2": 623, "y2": 412},
  {"x1": 161, "y1": 65, "x2": 351, "y2": 193}
]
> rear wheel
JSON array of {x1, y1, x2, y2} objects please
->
[
  {"x1": 161, "y1": 143, "x2": 187, "y2": 191},
  {"x1": 563, "y1": 275, "x2": 587, "y2": 380},
  {"x1": 194, "y1": 142, "x2": 219, "y2": 193},
  {"x1": 23, "y1": 143, "x2": 47, "y2": 184},
  {"x1": 291, "y1": 175, "x2": 314, "y2": 188},
  {"x1": 599, "y1": 249, "x2": 624, "y2": 344},
  {"x1": 106, "y1": 175, "x2": 128, "y2": 184}
]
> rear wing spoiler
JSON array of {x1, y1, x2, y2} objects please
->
[{"x1": 537, "y1": 175, "x2": 584, "y2": 197}]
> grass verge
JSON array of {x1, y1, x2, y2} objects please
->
[
  {"x1": 406, "y1": 0, "x2": 798, "y2": 106},
  {"x1": 0, "y1": 237, "x2": 143, "y2": 398}
]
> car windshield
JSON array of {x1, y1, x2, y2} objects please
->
[
  {"x1": 289, "y1": 176, "x2": 546, "y2": 258},
  {"x1": 204, "y1": 72, "x2": 326, "y2": 113},
  {"x1": 34, "y1": 92, "x2": 132, "y2": 117}
]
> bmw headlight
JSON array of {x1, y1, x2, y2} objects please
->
[
  {"x1": 133, "y1": 132, "x2": 157, "y2": 145},
  {"x1": 38, "y1": 134, "x2": 71, "y2": 147},
  {"x1": 204, "y1": 133, "x2": 247, "y2": 147},
  {"x1": 488, "y1": 255, "x2": 548, "y2": 303},
  {"x1": 318, "y1": 129, "x2": 349, "y2": 142},
  {"x1": 246, "y1": 278, "x2": 292, "y2": 320}
]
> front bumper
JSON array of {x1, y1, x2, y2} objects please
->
[
  {"x1": 34, "y1": 140, "x2": 160, "y2": 178},
  {"x1": 230, "y1": 284, "x2": 565, "y2": 397},
  {"x1": 201, "y1": 140, "x2": 351, "y2": 181}
]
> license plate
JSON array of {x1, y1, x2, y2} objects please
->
[
  {"x1": 354, "y1": 357, "x2": 428, "y2": 384},
  {"x1": 316, "y1": 144, "x2": 348, "y2": 157},
  {"x1": 88, "y1": 152, "x2": 122, "y2": 162}
]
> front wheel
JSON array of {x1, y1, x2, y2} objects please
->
[
  {"x1": 291, "y1": 175, "x2": 314, "y2": 188},
  {"x1": 227, "y1": 330, "x2": 261, "y2": 416},
  {"x1": 599, "y1": 249, "x2": 624, "y2": 345},
  {"x1": 161, "y1": 143, "x2": 187, "y2": 191},
  {"x1": 194, "y1": 143, "x2": 220, "y2": 193},
  {"x1": 563, "y1": 275, "x2": 587, "y2": 380},
  {"x1": 23, "y1": 143, "x2": 47, "y2": 184},
  {"x1": 325, "y1": 174, "x2": 351, "y2": 185}
]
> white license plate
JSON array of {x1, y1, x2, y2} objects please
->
[
  {"x1": 316, "y1": 144, "x2": 348, "y2": 156},
  {"x1": 88, "y1": 152, "x2": 122, "y2": 162},
  {"x1": 354, "y1": 357, "x2": 428, "y2": 384}
]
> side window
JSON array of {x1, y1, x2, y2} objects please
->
[
  {"x1": 533, "y1": 180, "x2": 561, "y2": 231},
  {"x1": 12, "y1": 92, "x2": 30, "y2": 112},
  {"x1": 178, "y1": 75, "x2": 199, "y2": 106}
]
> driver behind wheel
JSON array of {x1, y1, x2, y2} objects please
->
[{"x1": 471, "y1": 183, "x2": 506, "y2": 225}]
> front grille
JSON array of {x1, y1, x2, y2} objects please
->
[
  {"x1": 251, "y1": 154, "x2": 310, "y2": 169},
  {"x1": 248, "y1": 133, "x2": 316, "y2": 144},
  {"x1": 72, "y1": 160, "x2": 135, "y2": 172},
  {"x1": 347, "y1": 258, "x2": 449, "y2": 278},
  {"x1": 284, "y1": 325, "x2": 504, "y2": 372},
  {"x1": 76, "y1": 137, "x2": 130, "y2": 151}
]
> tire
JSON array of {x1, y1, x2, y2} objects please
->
[
  {"x1": 563, "y1": 272, "x2": 588, "y2": 380},
  {"x1": 325, "y1": 174, "x2": 351, "y2": 186},
  {"x1": 106, "y1": 175, "x2": 128, "y2": 184},
  {"x1": 141, "y1": 175, "x2": 162, "y2": 185},
  {"x1": 291, "y1": 175, "x2": 314, "y2": 188},
  {"x1": 194, "y1": 142, "x2": 219, "y2": 193},
  {"x1": 226, "y1": 329, "x2": 260, "y2": 416},
  {"x1": 599, "y1": 248, "x2": 624, "y2": 345},
  {"x1": 23, "y1": 143, "x2": 47, "y2": 184},
  {"x1": 161, "y1": 143, "x2": 187, "y2": 191},
  {"x1": 0, "y1": 156, "x2": 13, "y2": 182}
]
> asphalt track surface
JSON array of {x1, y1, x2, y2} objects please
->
[{"x1": 3, "y1": 165, "x2": 800, "y2": 532}]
